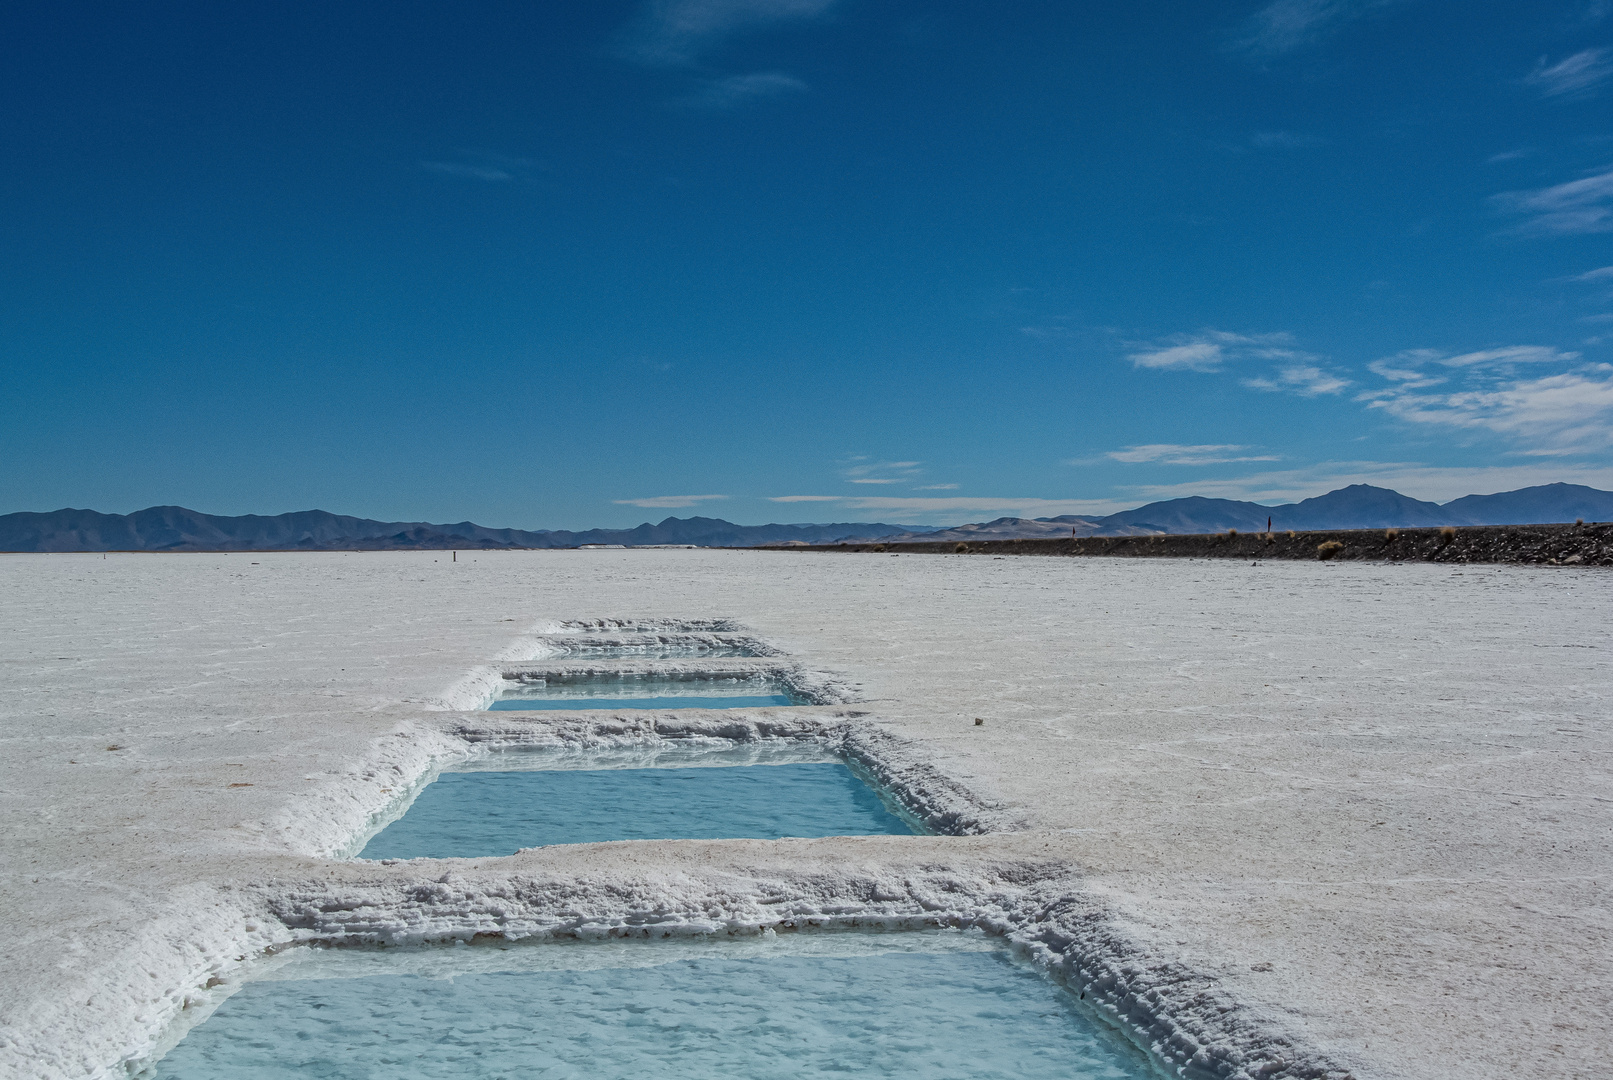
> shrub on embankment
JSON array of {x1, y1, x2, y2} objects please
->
[{"x1": 767, "y1": 522, "x2": 1613, "y2": 567}]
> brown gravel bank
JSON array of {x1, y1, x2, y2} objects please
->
[{"x1": 766, "y1": 521, "x2": 1613, "y2": 566}]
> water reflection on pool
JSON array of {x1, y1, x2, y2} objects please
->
[
  {"x1": 149, "y1": 933, "x2": 1157, "y2": 1080},
  {"x1": 358, "y1": 756, "x2": 913, "y2": 858}
]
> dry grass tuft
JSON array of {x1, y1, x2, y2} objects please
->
[
  {"x1": 1286, "y1": 530, "x2": 1296, "y2": 539},
  {"x1": 954, "y1": 542, "x2": 970, "y2": 553},
  {"x1": 1317, "y1": 540, "x2": 1345, "y2": 561},
  {"x1": 1228, "y1": 528, "x2": 1238, "y2": 536},
  {"x1": 1385, "y1": 527, "x2": 1399, "y2": 540},
  {"x1": 1439, "y1": 525, "x2": 1456, "y2": 540}
]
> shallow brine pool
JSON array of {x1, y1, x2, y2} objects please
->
[
  {"x1": 358, "y1": 755, "x2": 913, "y2": 858},
  {"x1": 146, "y1": 933, "x2": 1157, "y2": 1079},
  {"x1": 489, "y1": 673, "x2": 808, "y2": 711}
]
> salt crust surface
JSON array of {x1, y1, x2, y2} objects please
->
[{"x1": 2, "y1": 550, "x2": 1610, "y2": 1079}]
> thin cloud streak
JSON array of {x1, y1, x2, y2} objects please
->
[
  {"x1": 1130, "y1": 342, "x2": 1224, "y2": 371},
  {"x1": 840, "y1": 458, "x2": 924, "y2": 484},
  {"x1": 1360, "y1": 366, "x2": 1613, "y2": 455},
  {"x1": 421, "y1": 162, "x2": 515, "y2": 181},
  {"x1": 678, "y1": 71, "x2": 808, "y2": 109},
  {"x1": 1127, "y1": 329, "x2": 1310, "y2": 373},
  {"x1": 1525, "y1": 48, "x2": 1613, "y2": 98},
  {"x1": 1249, "y1": 130, "x2": 1324, "y2": 148},
  {"x1": 1492, "y1": 167, "x2": 1613, "y2": 235},
  {"x1": 1234, "y1": 0, "x2": 1396, "y2": 56},
  {"x1": 1105, "y1": 443, "x2": 1282, "y2": 465},
  {"x1": 613, "y1": 494, "x2": 730, "y2": 508},
  {"x1": 1243, "y1": 364, "x2": 1351, "y2": 396},
  {"x1": 619, "y1": 0, "x2": 837, "y2": 66},
  {"x1": 1358, "y1": 345, "x2": 1605, "y2": 455}
]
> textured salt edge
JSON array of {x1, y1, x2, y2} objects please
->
[
  {"x1": 17, "y1": 618, "x2": 1345, "y2": 1080},
  {"x1": 12, "y1": 557, "x2": 1600, "y2": 1080},
  {"x1": 230, "y1": 848, "x2": 1349, "y2": 1080},
  {"x1": 526, "y1": 632, "x2": 786, "y2": 658},
  {"x1": 95, "y1": 713, "x2": 1350, "y2": 1080}
]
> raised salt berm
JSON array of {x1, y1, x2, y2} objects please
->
[
  {"x1": 532, "y1": 633, "x2": 771, "y2": 661},
  {"x1": 145, "y1": 932, "x2": 1155, "y2": 1080}
]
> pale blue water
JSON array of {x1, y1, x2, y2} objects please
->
[
  {"x1": 358, "y1": 762, "x2": 913, "y2": 858},
  {"x1": 151, "y1": 942, "x2": 1155, "y2": 1079},
  {"x1": 491, "y1": 674, "x2": 808, "y2": 710}
]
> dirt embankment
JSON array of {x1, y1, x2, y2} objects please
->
[{"x1": 765, "y1": 522, "x2": 1613, "y2": 566}]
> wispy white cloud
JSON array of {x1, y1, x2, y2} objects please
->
[
  {"x1": 1434, "y1": 345, "x2": 1577, "y2": 367},
  {"x1": 421, "y1": 162, "x2": 515, "y2": 182},
  {"x1": 1368, "y1": 352, "x2": 1447, "y2": 388},
  {"x1": 1525, "y1": 48, "x2": 1613, "y2": 98},
  {"x1": 1242, "y1": 364, "x2": 1351, "y2": 396},
  {"x1": 841, "y1": 458, "x2": 923, "y2": 484},
  {"x1": 1371, "y1": 346, "x2": 1578, "y2": 376},
  {"x1": 768, "y1": 495, "x2": 841, "y2": 502},
  {"x1": 1358, "y1": 346, "x2": 1612, "y2": 455},
  {"x1": 1105, "y1": 444, "x2": 1282, "y2": 465},
  {"x1": 613, "y1": 494, "x2": 730, "y2": 508},
  {"x1": 1234, "y1": 0, "x2": 1396, "y2": 56},
  {"x1": 678, "y1": 70, "x2": 808, "y2": 109},
  {"x1": 913, "y1": 483, "x2": 959, "y2": 490},
  {"x1": 1128, "y1": 329, "x2": 1350, "y2": 396},
  {"x1": 1361, "y1": 366, "x2": 1613, "y2": 455},
  {"x1": 1127, "y1": 329, "x2": 1308, "y2": 373},
  {"x1": 1249, "y1": 130, "x2": 1324, "y2": 148},
  {"x1": 619, "y1": 0, "x2": 837, "y2": 66},
  {"x1": 1492, "y1": 166, "x2": 1613, "y2": 235},
  {"x1": 1573, "y1": 265, "x2": 1613, "y2": 281},
  {"x1": 1129, "y1": 341, "x2": 1226, "y2": 371},
  {"x1": 1487, "y1": 147, "x2": 1534, "y2": 164}
]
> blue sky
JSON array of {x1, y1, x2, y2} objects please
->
[{"x1": 3, "y1": 0, "x2": 1612, "y2": 528}]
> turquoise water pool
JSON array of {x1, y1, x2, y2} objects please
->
[
  {"x1": 358, "y1": 761, "x2": 912, "y2": 858},
  {"x1": 491, "y1": 674, "x2": 807, "y2": 711},
  {"x1": 149, "y1": 935, "x2": 1156, "y2": 1079}
]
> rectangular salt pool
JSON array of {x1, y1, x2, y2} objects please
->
[
  {"x1": 489, "y1": 673, "x2": 808, "y2": 711},
  {"x1": 358, "y1": 749, "x2": 914, "y2": 859},
  {"x1": 145, "y1": 933, "x2": 1158, "y2": 1079}
]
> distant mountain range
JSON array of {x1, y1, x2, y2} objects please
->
[
  {"x1": 2, "y1": 483, "x2": 1609, "y2": 552},
  {"x1": 0, "y1": 506, "x2": 936, "y2": 552},
  {"x1": 867, "y1": 483, "x2": 1613, "y2": 542}
]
